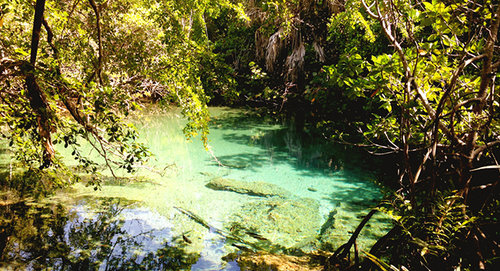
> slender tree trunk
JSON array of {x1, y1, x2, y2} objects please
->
[
  {"x1": 464, "y1": 4, "x2": 500, "y2": 198},
  {"x1": 88, "y1": 0, "x2": 104, "y2": 85},
  {"x1": 474, "y1": 4, "x2": 500, "y2": 113},
  {"x1": 25, "y1": 0, "x2": 54, "y2": 167}
]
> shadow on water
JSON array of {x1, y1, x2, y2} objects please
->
[
  {"x1": 323, "y1": 186, "x2": 381, "y2": 211},
  {"x1": 0, "y1": 197, "x2": 201, "y2": 270},
  {"x1": 209, "y1": 111, "x2": 379, "y2": 179}
]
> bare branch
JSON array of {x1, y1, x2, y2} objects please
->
[
  {"x1": 492, "y1": 60, "x2": 500, "y2": 69},
  {"x1": 471, "y1": 140, "x2": 500, "y2": 160},
  {"x1": 474, "y1": 4, "x2": 500, "y2": 112},
  {"x1": 413, "y1": 147, "x2": 432, "y2": 185},
  {"x1": 361, "y1": 0, "x2": 379, "y2": 19}
]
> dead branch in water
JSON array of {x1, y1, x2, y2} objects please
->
[{"x1": 326, "y1": 208, "x2": 378, "y2": 269}]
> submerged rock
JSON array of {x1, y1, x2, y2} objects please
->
[
  {"x1": 206, "y1": 177, "x2": 290, "y2": 198},
  {"x1": 307, "y1": 187, "x2": 318, "y2": 192},
  {"x1": 228, "y1": 197, "x2": 321, "y2": 251}
]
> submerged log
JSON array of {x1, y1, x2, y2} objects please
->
[
  {"x1": 206, "y1": 177, "x2": 290, "y2": 198},
  {"x1": 174, "y1": 206, "x2": 263, "y2": 251}
]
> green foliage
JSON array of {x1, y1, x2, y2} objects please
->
[
  {"x1": 363, "y1": 251, "x2": 401, "y2": 271},
  {"x1": 312, "y1": 0, "x2": 500, "y2": 269},
  {"x1": 0, "y1": 0, "x2": 249, "y2": 192},
  {"x1": 331, "y1": 0, "x2": 499, "y2": 170},
  {"x1": 385, "y1": 192, "x2": 475, "y2": 257},
  {"x1": 371, "y1": 189, "x2": 500, "y2": 270},
  {"x1": 328, "y1": 0, "x2": 382, "y2": 52},
  {"x1": 203, "y1": 5, "x2": 263, "y2": 104}
]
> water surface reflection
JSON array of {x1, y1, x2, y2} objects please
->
[{"x1": 0, "y1": 197, "x2": 213, "y2": 270}]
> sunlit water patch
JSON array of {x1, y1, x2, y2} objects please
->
[{"x1": 1, "y1": 107, "x2": 392, "y2": 270}]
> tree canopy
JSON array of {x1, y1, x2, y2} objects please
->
[{"x1": 0, "y1": 0, "x2": 237, "y2": 187}]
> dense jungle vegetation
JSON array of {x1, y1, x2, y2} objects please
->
[{"x1": 0, "y1": 0, "x2": 499, "y2": 270}]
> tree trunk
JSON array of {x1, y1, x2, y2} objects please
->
[
  {"x1": 474, "y1": 4, "x2": 500, "y2": 113},
  {"x1": 25, "y1": 0, "x2": 54, "y2": 167},
  {"x1": 88, "y1": 0, "x2": 104, "y2": 85}
]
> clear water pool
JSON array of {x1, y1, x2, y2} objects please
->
[{"x1": 0, "y1": 107, "x2": 392, "y2": 270}]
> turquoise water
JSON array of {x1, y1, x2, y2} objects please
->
[{"x1": 0, "y1": 107, "x2": 391, "y2": 270}]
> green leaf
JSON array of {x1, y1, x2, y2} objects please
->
[{"x1": 423, "y1": 2, "x2": 434, "y2": 12}]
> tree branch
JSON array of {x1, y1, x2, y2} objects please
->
[
  {"x1": 327, "y1": 208, "x2": 378, "y2": 266},
  {"x1": 361, "y1": 0, "x2": 379, "y2": 19},
  {"x1": 42, "y1": 15, "x2": 60, "y2": 63},
  {"x1": 474, "y1": 4, "x2": 500, "y2": 112}
]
